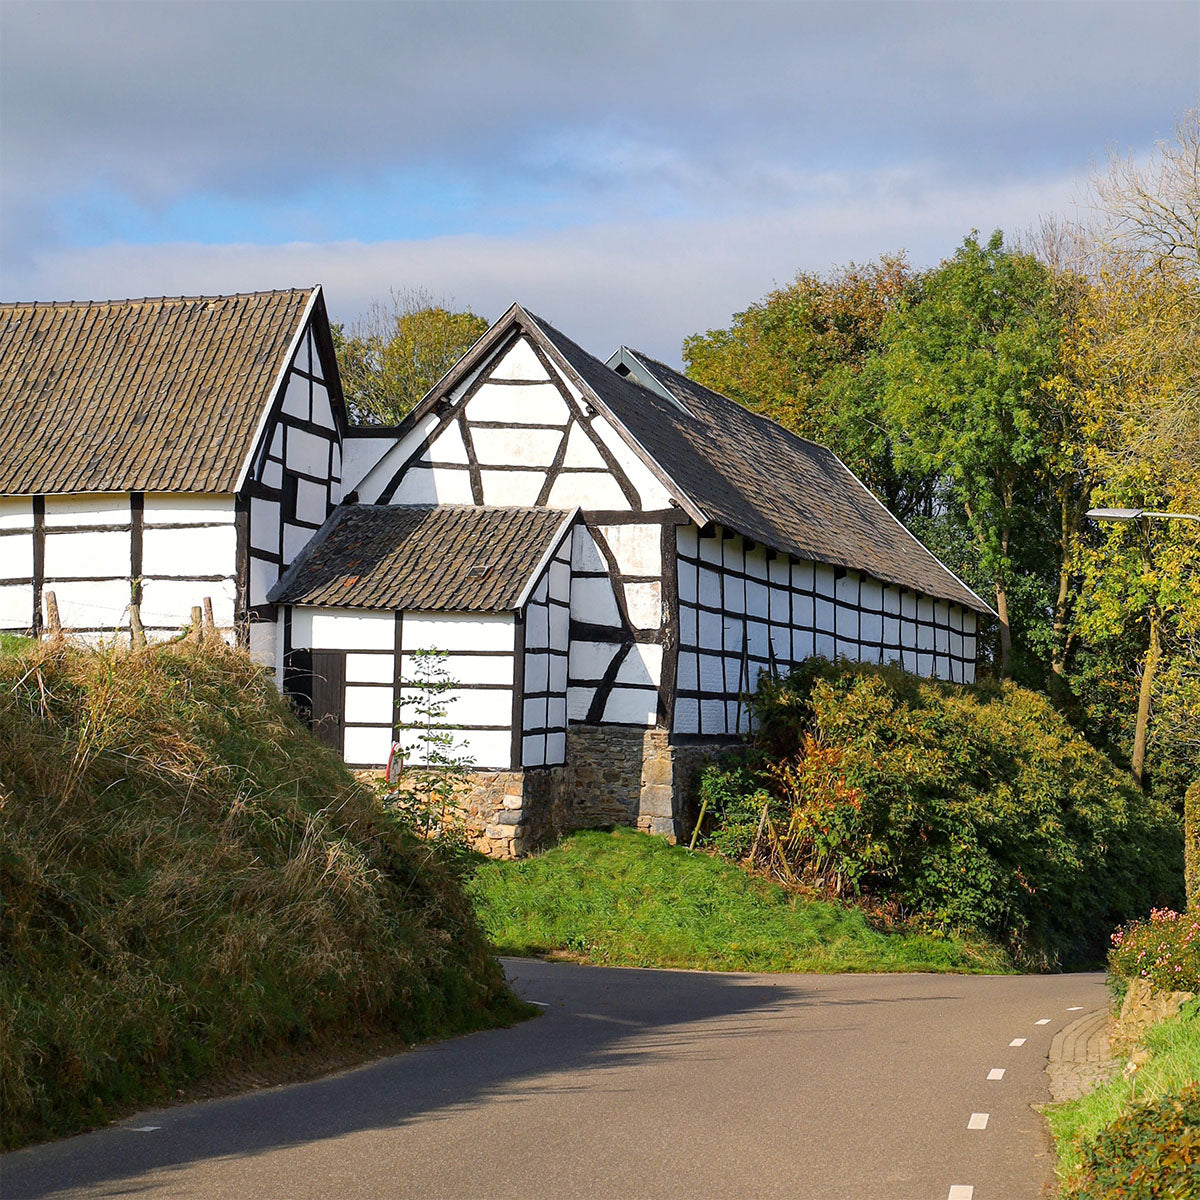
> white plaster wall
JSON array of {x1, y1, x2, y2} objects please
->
[
  {"x1": 142, "y1": 525, "x2": 236, "y2": 577},
  {"x1": 473, "y1": 427, "x2": 562, "y2": 467},
  {"x1": 391, "y1": 466, "x2": 474, "y2": 505},
  {"x1": 489, "y1": 338, "x2": 549, "y2": 381},
  {"x1": 466, "y1": 382, "x2": 569, "y2": 425},
  {"x1": 343, "y1": 436, "x2": 397, "y2": 494},
  {"x1": 599, "y1": 524, "x2": 661, "y2": 576},
  {"x1": 545, "y1": 473, "x2": 630, "y2": 510},
  {"x1": 423, "y1": 423, "x2": 469, "y2": 464},
  {"x1": 0, "y1": 534, "x2": 33, "y2": 581},
  {"x1": 480, "y1": 470, "x2": 543, "y2": 507},
  {"x1": 44, "y1": 495, "x2": 129, "y2": 526},
  {"x1": 143, "y1": 494, "x2": 234, "y2": 524},
  {"x1": 0, "y1": 584, "x2": 33, "y2": 628},
  {"x1": 590, "y1": 416, "x2": 673, "y2": 509},
  {"x1": 404, "y1": 613, "x2": 515, "y2": 653},
  {"x1": 140, "y1": 579, "x2": 236, "y2": 628},
  {"x1": 351, "y1": 415, "x2": 440, "y2": 502},
  {"x1": 0, "y1": 497, "x2": 33, "y2": 530}
]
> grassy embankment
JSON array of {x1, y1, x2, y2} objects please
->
[
  {"x1": 0, "y1": 640, "x2": 527, "y2": 1150},
  {"x1": 468, "y1": 827, "x2": 1011, "y2": 974},
  {"x1": 1047, "y1": 999, "x2": 1200, "y2": 1190}
]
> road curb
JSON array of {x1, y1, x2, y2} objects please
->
[{"x1": 1046, "y1": 1009, "x2": 1119, "y2": 1101}]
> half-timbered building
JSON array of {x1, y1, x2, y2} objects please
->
[
  {"x1": 2, "y1": 289, "x2": 991, "y2": 857},
  {"x1": 0, "y1": 288, "x2": 345, "y2": 658},
  {"x1": 273, "y1": 301, "x2": 992, "y2": 854}
]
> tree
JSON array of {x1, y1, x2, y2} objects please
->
[
  {"x1": 387, "y1": 648, "x2": 475, "y2": 844},
  {"x1": 1067, "y1": 111, "x2": 1200, "y2": 794},
  {"x1": 1069, "y1": 266, "x2": 1200, "y2": 789},
  {"x1": 683, "y1": 256, "x2": 936, "y2": 520},
  {"x1": 879, "y1": 231, "x2": 1066, "y2": 675},
  {"x1": 334, "y1": 289, "x2": 489, "y2": 426},
  {"x1": 1090, "y1": 108, "x2": 1200, "y2": 277}
]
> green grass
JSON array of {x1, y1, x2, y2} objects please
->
[
  {"x1": 0, "y1": 631, "x2": 34, "y2": 654},
  {"x1": 1047, "y1": 998, "x2": 1200, "y2": 1183},
  {"x1": 468, "y1": 828, "x2": 1012, "y2": 974}
]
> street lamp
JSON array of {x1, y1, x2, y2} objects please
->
[
  {"x1": 1087, "y1": 508, "x2": 1200, "y2": 524},
  {"x1": 1085, "y1": 507, "x2": 1200, "y2": 787}
]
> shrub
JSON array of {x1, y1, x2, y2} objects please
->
[
  {"x1": 700, "y1": 661, "x2": 1183, "y2": 967},
  {"x1": 1110, "y1": 909, "x2": 1200, "y2": 994},
  {"x1": 1063, "y1": 1084, "x2": 1200, "y2": 1199},
  {"x1": 0, "y1": 640, "x2": 519, "y2": 1148}
]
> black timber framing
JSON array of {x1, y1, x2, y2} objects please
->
[
  {"x1": 673, "y1": 523, "x2": 978, "y2": 738},
  {"x1": 510, "y1": 609, "x2": 526, "y2": 771},
  {"x1": 129, "y1": 492, "x2": 144, "y2": 605},
  {"x1": 31, "y1": 496, "x2": 44, "y2": 636}
]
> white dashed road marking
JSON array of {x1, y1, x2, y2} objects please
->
[
  {"x1": 1067, "y1": 1005, "x2": 1084, "y2": 1011},
  {"x1": 1035, "y1": 1018, "x2": 1051, "y2": 1025},
  {"x1": 948, "y1": 1187, "x2": 974, "y2": 1199},
  {"x1": 127, "y1": 1126, "x2": 160, "y2": 1133},
  {"x1": 1009, "y1": 1037, "x2": 1027, "y2": 1046},
  {"x1": 530, "y1": 1001, "x2": 549, "y2": 1007},
  {"x1": 987, "y1": 1068, "x2": 1005, "y2": 1080},
  {"x1": 967, "y1": 1112, "x2": 990, "y2": 1130}
]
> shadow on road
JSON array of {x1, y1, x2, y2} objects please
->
[{"x1": 2, "y1": 958, "x2": 853, "y2": 1199}]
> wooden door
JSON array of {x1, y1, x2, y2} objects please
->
[{"x1": 310, "y1": 649, "x2": 346, "y2": 754}]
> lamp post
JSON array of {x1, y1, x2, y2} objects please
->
[{"x1": 1085, "y1": 508, "x2": 1200, "y2": 787}]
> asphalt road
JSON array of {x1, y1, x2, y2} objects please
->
[{"x1": 1, "y1": 960, "x2": 1108, "y2": 1200}]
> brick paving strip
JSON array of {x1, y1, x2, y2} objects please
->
[{"x1": 1046, "y1": 1009, "x2": 1119, "y2": 1102}]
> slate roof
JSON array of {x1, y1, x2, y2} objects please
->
[
  {"x1": 271, "y1": 504, "x2": 576, "y2": 612},
  {"x1": 522, "y1": 313, "x2": 991, "y2": 615},
  {"x1": 0, "y1": 288, "x2": 316, "y2": 495}
]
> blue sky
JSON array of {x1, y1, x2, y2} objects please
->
[{"x1": 2, "y1": 0, "x2": 1197, "y2": 361}]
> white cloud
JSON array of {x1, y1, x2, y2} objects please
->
[{"x1": 1, "y1": 167, "x2": 1080, "y2": 362}]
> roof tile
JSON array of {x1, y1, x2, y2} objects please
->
[{"x1": 0, "y1": 290, "x2": 313, "y2": 495}]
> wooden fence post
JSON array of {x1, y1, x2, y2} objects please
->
[
  {"x1": 44, "y1": 590, "x2": 62, "y2": 643},
  {"x1": 202, "y1": 596, "x2": 215, "y2": 643},
  {"x1": 129, "y1": 602, "x2": 147, "y2": 649},
  {"x1": 189, "y1": 605, "x2": 203, "y2": 643}
]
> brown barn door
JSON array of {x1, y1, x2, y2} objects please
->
[{"x1": 310, "y1": 650, "x2": 346, "y2": 754}]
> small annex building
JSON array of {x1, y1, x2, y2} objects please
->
[{"x1": 2, "y1": 288, "x2": 993, "y2": 857}]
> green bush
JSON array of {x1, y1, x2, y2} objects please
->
[
  {"x1": 696, "y1": 762, "x2": 776, "y2": 861},
  {"x1": 700, "y1": 661, "x2": 1183, "y2": 967},
  {"x1": 1063, "y1": 1084, "x2": 1200, "y2": 1199},
  {"x1": 0, "y1": 641, "x2": 521, "y2": 1149},
  {"x1": 1110, "y1": 909, "x2": 1200, "y2": 993}
]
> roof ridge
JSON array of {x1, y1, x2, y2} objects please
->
[
  {"x1": 0, "y1": 287, "x2": 316, "y2": 310},
  {"x1": 624, "y1": 347, "x2": 835, "y2": 455}
]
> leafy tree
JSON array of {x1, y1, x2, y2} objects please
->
[
  {"x1": 334, "y1": 288, "x2": 488, "y2": 425},
  {"x1": 683, "y1": 256, "x2": 936, "y2": 520},
  {"x1": 1069, "y1": 266, "x2": 1200, "y2": 790},
  {"x1": 878, "y1": 231, "x2": 1066, "y2": 675},
  {"x1": 1064, "y1": 111, "x2": 1200, "y2": 796}
]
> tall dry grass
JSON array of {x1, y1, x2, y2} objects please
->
[{"x1": 0, "y1": 639, "x2": 518, "y2": 1148}]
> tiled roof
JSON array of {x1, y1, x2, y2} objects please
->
[
  {"x1": 0, "y1": 289, "x2": 315, "y2": 495},
  {"x1": 271, "y1": 504, "x2": 575, "y2": 612},
  {"x1": 525, "y1": 313, "x2": 991, "y2": 615}
]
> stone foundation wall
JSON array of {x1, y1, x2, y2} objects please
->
[{"x1": 380, "y1": 729, "x2": 742, "y2": 859}]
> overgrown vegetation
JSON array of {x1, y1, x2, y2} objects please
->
[
  {"x1": 468, "y1": 828, "x2": 1010, "y2": 974},
  {"x1": 1048, "y1": 1000, "x2": 1200, "y2": 1194},
  {"x1": 697, "y1": 661, "x2": 1182, "y2": 969},
  {"x1": 0, "y1": 640, "x2": 525, "y2": 1149},
  {"x1": 1110, "y1": 909, "x2": 1200, "y2": 995}
]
